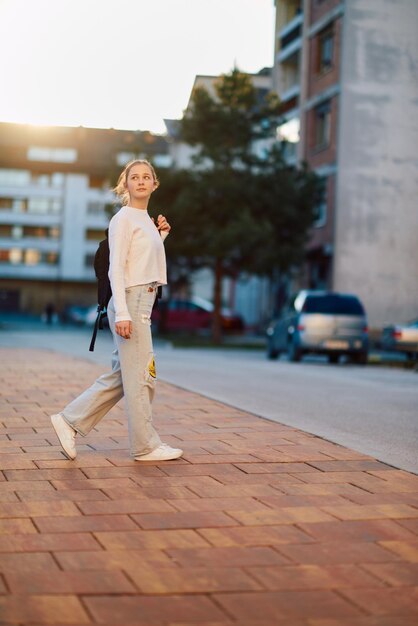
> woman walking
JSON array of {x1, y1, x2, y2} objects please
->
[{"x1": 51, "y1": 160, "x2": 183, "y2": 462}]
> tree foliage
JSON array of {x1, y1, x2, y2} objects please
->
[{"x1": 154, "y1": 68, "x2": 321, "y2": 342}]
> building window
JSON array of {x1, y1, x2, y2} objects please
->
[
  {"x1": 313, "y1": 178, "x2": 327, "y2": 227},
  {"x1": 31, "y1": 172, "x2": 65, "y2": 188},
  {"x1": 277, "y1": 117, "x2": 300, "y2": 161},
  {"x1": 0, "y1": 198, "x2": 28, "y2": 212},
  {"x1": 85, "y1": 253, "x2": 95, "y2": 268},
  {"x1": 314, "y1": 101, "x2": 331, "y2": 149},
  {"x1": 27, "y1": 198, "x2": 62, "y2": 214},
  {"x1": 317, "y1": 26, "x2": 334, "y2": 73},
  {"x1": 116, "y1": 152, "x2": 136, "y2": 166},
  {"x1": 87, "y1": 202, "x2": 105, "y2": 215},
  {"x1": 0, "y1": 225, "x2": 12, "y2": 237},
  {"x1": 86, "y1": 229, "x2": 105, "y2": 241},
  {"x1": 280, "y1": 24, "x2": 302, "y2": 50},
  {"x1": 11, "y1": 226, "x2": 23, "y2": 239},
  {"x1": 27, "y1": 147, "x2": 77, "y2": 163},
  {"x1": 0, "y1": 248, "x2": 59, "y2": 265},
  {"x1": 20, "y1": 226, "x2": 61, "y2": 239},
  {"x1": 0, "y1": 169, "x2": 31, "y2": 186}
]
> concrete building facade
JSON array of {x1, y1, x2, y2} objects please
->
[{"x1": 273, "y1": 0, "x2": 418, "y2": 327}]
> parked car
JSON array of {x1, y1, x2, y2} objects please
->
[
  {"x1": 266, "y1": 290, "x2": 369, "y2": 364},
  {"x1": 62, "y1": 305, "x2": 91, "y2": 325},
  {"x1": 381, "y1": 318, "x2": 418, "y2": 359},
  {"x1": 152, "y1": 296, "x2": 244, "y2": 333}
]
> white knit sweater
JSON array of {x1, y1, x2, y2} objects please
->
[{"x1": 108, "y1": 206, "x2": 168, "y2": 322}]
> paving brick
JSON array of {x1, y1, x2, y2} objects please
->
[
  {"x1": 340, "y1": 491, "x2": 418, "y2": 506},
  {"x1": 3, "y1": 468, "x2": 86, "y2": 481},
  {"x1": 298, "y1": 519, "x2": 418, "y2": 543},
  {"x1": 51, "y1": 477, "x2": 138, "y2": 490},
  {"x1": 78, "y1": 497, "x2": 176, "y2": 515},
  {"x1": 279, "y1": 483, "x2": 369, "y2": 497},
  {"x1": 6, "y1": 568, "x2": 136, "y2": 594},
  {"x1": 0, "y1": 532, "x2": 101, "y2": 552},
  {"x1": 166, "y1": 546, "x2": 289, "y2": 567},
  {"x1": 213, "y1": 590, "x2": 363, "y2": 621},
  {"x1": 0, "y1": 455, "x2": 36, "y2": 469},
  {"x1": 310, "y1": 615, "x2": 416, "y2": 626},
  {"x1": 94, "y1": 529, "x2": 211, "y2": 551},
  {"x1": 0, "y1": 500, "x2": 81, "y2": 518},
  {"x1": 167, "y1": 497, "x2": 272, "y2": 512},
  {"x1": 276, "y1": 541, "x2": 403, "y2": 565},
  {"x1": 361, "y1": 562, "x2": 418, "y2": 586},
  {"x1": 338, "y1": 587, "x2": 418, "y2": 617},
  {"x1": 0, "y1": 479, "x2": 56, "y2": 492},
  {"x1": 199, "y1": 525, "x2": 313, "y2": 547},
  {"x1": 0, "y1": 517, "x2": 38, "y2": 534},
  {"x1": 379, "y1": 540, "x2": 418, "y2": 562},
  {"x1": 258, "y1": 494, "x2": 350, "y2": 508},
  {"x1": 17, "y1": 488, "x2": 111, "y2": 502},
  {"x1": 35, "y1": 456, "x2": 115, "y2": 468},
  {"x1": 247, "y1": 563, "x2": 384, "y2": 590},
  {"x1": 80, "y1": 465, "x2": 166, "y2": 478},
  {"x1": 227, "y1": 507, "x2": 337, "y2": 526},
  {"x1": 0, "y1": 552, "x2": 60, "y2": 573},
  {"x1": 0, "y1": 595, "x2": 90, "y2": 624},
  {"x1": 34, "y1": 514, "x2": 139, "y2": 533},
  {"x1": 85, "y1": 595, "x2": 226, "y2": 624},
  {"x1": 131, "y1": 510, "x2": 236, "y2": 530},
  {"x1": 322, "y1": 503, "x2": 418, "y2": 521},
  {"x1": 214, "y1": 472, "x2": 305, "y2": 486},
  {"x1": 55, "y1": 548, "x2": 174, "y2": 570},
  {"x1": 126, "y1": 563, "x2": 262, "y2": 593},
  {"x1": 182, "y1": 453, "x2": 261, "y2": 464},
  {"x1": 234, "y1": 462, "x2": 320, "y2": 474},
  {"x1": 397, "y1": 518, "x2": 418, "y2": 535},
  {"x1": 160, "y1": 462, "x2": 245, "y2": 477},
  {"x1": 308, "y1": 460, "x2": 393, "y2": 472},
  {"x1": 102, "y1": 485, "x2": 200, "y2": 500}
]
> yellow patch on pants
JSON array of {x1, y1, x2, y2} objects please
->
[{"x1": 148, "y1": 356, "x2": 156, "y2": 379}]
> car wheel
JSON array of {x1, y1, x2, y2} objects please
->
[
  {"x1": 328, "y1": 353, "x2": 339, "y2": 364},
  {"x1": 353, "y1": 351, "x2": 368, "y2": 365},
  {"x1": 267, "y1": 339, "x2": 280, "y2": 360},
  {"x1": 288, "y1": 339, "x2": 302, "y2": 362}
]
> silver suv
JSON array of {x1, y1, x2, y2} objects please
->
[{"x1": 266, "y1": 290, "x2": 369, "y2": 364}]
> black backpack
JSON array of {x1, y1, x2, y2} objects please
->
[{"x1": 89, "y1": 231, "x2": 162, "y2": 351}]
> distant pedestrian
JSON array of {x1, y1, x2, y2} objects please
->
[
  {"x1": 51, "y1": 160, "x2": 183, "y2": 462},
  {"x1": 44, "y1": 302, "x2": 55, "y2": 325}
]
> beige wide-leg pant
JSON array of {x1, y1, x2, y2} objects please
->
[{"x1": 62, "y1": 283, "x2": 162, "y2": 457}]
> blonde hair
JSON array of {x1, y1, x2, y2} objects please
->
[{"x1": 113, "y1": 159, "x2": 160, "y2": 206}]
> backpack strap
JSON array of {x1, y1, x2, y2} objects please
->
[{"x1": 89, "y1": 306, "x2": 105, "y2": 352}]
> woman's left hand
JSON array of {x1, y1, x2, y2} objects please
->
[{"x1": 156, "y1": 214, "x2": 171, "y2": 233}]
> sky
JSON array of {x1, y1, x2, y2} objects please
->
[{"x1": 0, "y1": 0, "x2": 275, "y2": 134}]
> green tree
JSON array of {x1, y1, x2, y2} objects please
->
[{"x1": 158, "y1": 69, "x2": 321, "y2": 343}]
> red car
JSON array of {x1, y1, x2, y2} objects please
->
[{"x1": 151, "y1": 296, "x2": 244, "y2": 333}]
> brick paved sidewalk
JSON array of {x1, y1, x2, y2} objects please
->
[{"x1": 0, "y1": 348, "x2": 417, "y2": 626}]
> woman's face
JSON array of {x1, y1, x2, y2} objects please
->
[{"x1": 125, "y1": 163, "x2": 156, "y2": 202}]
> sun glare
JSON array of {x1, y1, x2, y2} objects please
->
[{"x1": 0, "y1": 0, "x2": 274, "y2": 133}]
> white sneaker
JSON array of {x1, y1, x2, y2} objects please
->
[
  {"x1": 51, "y1": 413, "x2": 77, "y2": 460},
  {"x1": 135, "y1": 443, "x2": 183, "y2": 462}
]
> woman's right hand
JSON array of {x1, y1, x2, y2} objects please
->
[{"x1": 115, "y1": 320, "x2": 132, "y2": 339}]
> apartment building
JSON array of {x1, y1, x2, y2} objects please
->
[
  {"x1": 0, "y1": 123, "x2": 170, "y2": 315},
  {"x1": 273, "y1": 0, "x2": 418, "y2": 326}
]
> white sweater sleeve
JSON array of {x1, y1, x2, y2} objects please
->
[
  {"x1": 160, "y1": 230, "x2": 169, "y2": 242},
  {"x1": 108, "y1": 214, "x2": 132, "y2": 322}
]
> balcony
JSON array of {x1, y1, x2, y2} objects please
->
[{"x1": 279, "y1": 10, "x2": 303, "y2": 40}]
